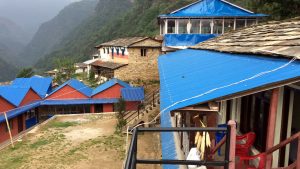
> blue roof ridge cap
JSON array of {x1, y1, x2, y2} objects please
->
[{"x1": 159, "y1": 0, "x2": 267, "y2": 18}]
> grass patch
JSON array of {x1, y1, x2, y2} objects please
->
[
  {"x1": 46, "y1": 121, "x2": 78, "y2": 129},
  {"x1": 30, "y1": 138, "x2": 51, "y2": 149}
]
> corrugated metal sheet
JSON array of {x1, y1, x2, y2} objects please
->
[
  {"x1": 48, "y1": 79, "x2": 93, "y2": 97},
  {"x1": 160, "y1": 111, "x2": 179, "y2": 169},
  {"x1": 164, "y1": 34, "x2": 217, "y2": 47},
  {"x1": 0, "y1": 101, "x2": 41, "y2": 123},
  {"x1": 41, "y1": 99, "x2": 118, "y2": 105},
  {"x1": 121, "y1": 87, "x2": 144, "y2": 101},
  {"x1": 0, "y1": 86, "x2": 30, "y2": 106},
  {"x1": 159, "y1": 49, "x2": 300, "y2": 113},
  {"x1": 159, "y1": 0, "x2": 266, "y2": 18},
  {"x1": 92, "y1": 78, "x2": 131, "y2": 96},
  {"x1": 12, "y1": 76, "x2": 52, "y2": 98}
]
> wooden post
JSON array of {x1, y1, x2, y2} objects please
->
[
  {"x1": 228, "y1": 120, "x2": 236, "y2": 169},
  {"x1": 4, "y1": 112, "x2": 14, "y2": 148},
  {"x1": 266, "y1": 88, "x2": 279, "y2": 169},
  {"x1": 297, "y1": 136, "x2": 300, "y2": 169}
]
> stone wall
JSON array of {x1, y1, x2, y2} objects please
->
[{"x1": 114, "y1": 47, "x2": 162, "y2": 81}]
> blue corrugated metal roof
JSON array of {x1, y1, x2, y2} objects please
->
[
  {"x1": 48, "y1": 79, "x2": 93, "y2": 97},
  {"x1": 159, "y1": 0, "x2": 267, "y2": 18},
  {"x1": 159, "y1": 49, "x2": 300, "y2": 113},
  {"x1": 164, "y1": 34, "x2": 217, "y2": 47},
  {"x1": 160, "y1": 111, "x2": 179, "y2": 169},
  {"x1": 12, "y1": 76, "x2": 52, "y2": 98},
  {"x1": 121, "y1": 87, "x2": 144, "y2": 101},
  {"x1": 0, "y1": 86, "x2": 31, "y2": 106},
  {"x1": 92, "y1": 78, "x2": 131, "y2": 96},
  {"x1": 0, "y1": 101, "x2": 41, "y2": 123},
  {"x1": 41, "y1": 99, "x2": 118, "y2": 105}
]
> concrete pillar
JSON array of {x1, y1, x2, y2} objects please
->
[{"x1": 266, "y1": 88, "x2": 279, "y2": 169}]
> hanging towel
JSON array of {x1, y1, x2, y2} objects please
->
[{"x1": 186, "y1": 148, "x2": 201, "y2": 169}]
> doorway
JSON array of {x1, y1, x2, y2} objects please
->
[
  {"x1": 17, "y1": 115, "x2": 24, "y2": 133},
  {"x1": 95, "y1": 104, "x2": 103, "y2": 113}
]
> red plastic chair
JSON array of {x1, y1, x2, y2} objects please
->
[
  {"x1": 238, "y1": 153, "x2": 266, "y2": 169},
  {"x1": 236, "y1": 132, "x2": 256, "y2": 157}
]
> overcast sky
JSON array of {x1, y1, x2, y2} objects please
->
[{"x1": 0, "y1": 0, "x2": 81, "y2": 36}]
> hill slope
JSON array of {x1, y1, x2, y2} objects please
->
[
  {"x1": 0, "y1": 57, "x2": 17, "y2": 82},
  {"x1": 0, "y1": 17, "x2": 29, "y2": 65},
  {"x1": 21, "y1": 0, "x2": 99, "y2": 67},
  {"x1": 35, "y1": 0, "x2": 195, "y2": 70}
]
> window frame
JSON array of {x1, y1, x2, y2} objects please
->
[{"x1": 141, "y1": 48, "x2": 147, "y2": 57}]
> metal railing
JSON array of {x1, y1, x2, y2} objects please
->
[
  {"x1": 124, "y1": 127, "x2": 232, "y2": 169},
  {"x1": 124, "y1": 88, "x2": 160, "y2": 124}
]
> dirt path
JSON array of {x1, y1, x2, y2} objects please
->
[
  {"x1": 0, "y1": 114, "x2": 162, "y2": 169},
  {"x1": 0, "y1": 114, "x2": 125, "y2": 169}
]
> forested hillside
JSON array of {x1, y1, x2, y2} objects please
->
[
  {"x1": 35, "y1": 0, "x2": 195, "y2": 70},
  {"x1": 0, "y1": 57, "x2": 17, "y2": 81},
  {"x1": 21, "y1": 0, "x2": 98, "y2": 67},
  {"x1": 35, "y1": 0, "x2": 300, "y2": 71},
  {"x1": 229, "y1": 0, "x2": 300, "y2": 20}
]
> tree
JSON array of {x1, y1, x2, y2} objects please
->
[
  {"x1": 53, "y1": 58, "x2": 75, "y2": 84},
  {"x1": 114, "y1": 98, "x2": 127, "y2": 133},
  {"x1": 17, "y1": 68, "x2": 34, "y2": 78}
]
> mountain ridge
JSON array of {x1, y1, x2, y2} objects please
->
[{"x1": 20, "y1": 0, "x2": 99, "y2": 67}]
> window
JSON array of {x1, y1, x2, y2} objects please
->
[
  {"x1": 161, "y1": 21, "x2": 165, "y2": 35},
  {"x1": 190, "y1": 20, "x2": 200, "y2": 33},
  {"x1": 167, "y1": 20, "x2": 175, "y2": 33},
  {"x1": 121, "y1": 48, "x2": 125, "y2": 56},
  {"x1": 240, "y1": 91, "x2": 271, "y2": 151},
  {"x1": 111, "y1": 48, "x2": 114, "y2": 57},
  {"x1": 107, "y1": 48, "x2": 110, "y2": 54},
  {"x1": 5, "y1": 120, "x2": 13, "y2": 132},
  {"x1": 141, "y1": 48, "x2": 147, "y2": 56},
  {"x1": 224, "y1": 19, "x2": 234, "y2": 32},
  {"x1": 116, "y1": 48, "x2": 120, "y2": 55},
  {"x1": 201, "y1": 19, "x2": 212, "y2": 34},
  {"x1": 213, "y1": 19, "x2": 223, "y2": 34},
  {"x1": 236, "y1": 19, "x2": 246, "y2": 29},
  {"x1": 103, "y1": 48, "x2": 106, "y2": 54},
  {"x1": 178, "y1": 20, "x2": 188, "y2": 34}
]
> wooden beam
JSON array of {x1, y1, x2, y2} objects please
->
[
  {"x1": 297, "y1": 137, "x2": 300, "y2": 169},
  {"x1": 266, "y1": 88, "x2": 279, "y2": 169},
  {"x1": 228, "y1": 120, "x2": 236, "y2": 169},
  {"x1": 4, "y1": 112, "x2": 14, "y2": 148}
]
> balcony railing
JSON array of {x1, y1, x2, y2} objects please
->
[{"x1": 124, "y1": 126, "x2": 234, "y2": 169}]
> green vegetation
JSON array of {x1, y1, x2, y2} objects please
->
[
  {"x1": 16, "y1": 68, "x2": 34, "y2": 78},
  {"x1": 35, "y1": 0, "x2": 195, "y2": 71},
  {"x1": 21, "y1": 0, "x2": 99, "y2": 67},
  {"x1": 26, "y1": 0, "x2": 300, "y2": 73},
  {"x1": 114, "y1": 98, "x2": 127, "y2": 133},
  {"x1": 0, "y1": 117, "x2": 126, "y2": 169},
  {"x1": 229, "y1": 0, "x2": 300, "y2": 20},
  {"x1": 45, "y1": 121, "x2": 78, "y2": 129},
  {"x1": 53, "y1": 58, "x2": 76, "y2": 84}
]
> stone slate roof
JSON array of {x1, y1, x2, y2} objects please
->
[
  {"x1": 192, "y1": 17, "x2": 300, "y2": 59},
  {"x1": 75, "y1": 63, "x2": 87, "y2": 68},
  {"x1": 95, "y1": 37, "x2": 148, "y2": 48},
  {"x1": 91, "y1": 60, "x2": 127, "y2": 70}
]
